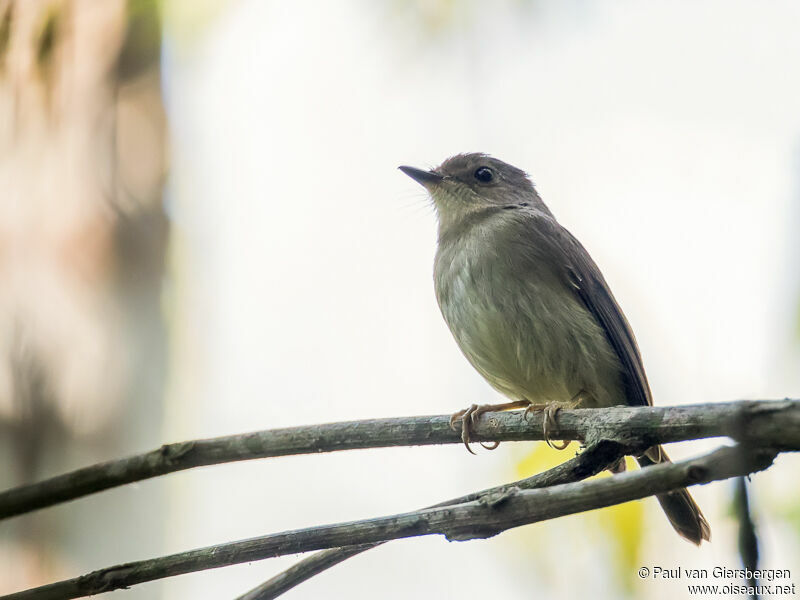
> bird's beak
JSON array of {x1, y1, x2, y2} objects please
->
[{"x1": 398, "y1": 165, "x2": 444, "y2": 187}]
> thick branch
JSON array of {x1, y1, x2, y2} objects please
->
[
  {"x1": 1, "y1": 444, "x2": 778, "y2": 600},
  {"x1": 237, "y1": 439, "x2": 625, "y2": 600},
  {"x1": 0, "y1": 399, "x2": 797, "y2": 520}
]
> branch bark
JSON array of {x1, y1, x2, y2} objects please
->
[
  {"x1": 236, "y1": 439, "x2": 626, "y2": 600},
  {"x1": 0, "y1": 399, "x2": 797, "y2": 521},
  {"x1": 0, "y1": 444, "x2": 779, "y2": 600}
]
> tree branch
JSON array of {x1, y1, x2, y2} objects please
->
[
  {"x1": 0, "y1": 399, "x2": 797, "y2": 521},
  {"x1": 1, "y1": 444, "x2": 779, "y2": 600},
  {"x1": 236, "y1": 439, "x2": 626, "y2": 600}
]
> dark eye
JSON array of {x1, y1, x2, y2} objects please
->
[{"x1": 474, "y1": 167, "x2": 494, "y2": 183}]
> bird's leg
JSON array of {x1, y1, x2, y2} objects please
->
[
  {"x1": 522, "y1": 402, "x2": 569, "y2": 449},
  {"x1": 523, "y1": 391, "x2": 588, "y2": 451},
  {"x1": 449, "y1": 400, "x2": 530, "y2": 454},
  {"x1": 543, "y1": 404, "x2": 571, "y2": 450}
]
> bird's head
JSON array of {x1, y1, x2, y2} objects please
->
[{"x1": 399, "y1": 153, "x2": 544, "y2": 233}]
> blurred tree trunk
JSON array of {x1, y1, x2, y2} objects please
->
[{"x1": 0, "y1": 0, "x2": 168, "y2": 594}]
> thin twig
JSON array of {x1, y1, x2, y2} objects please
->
[
  {"x1": 236, "y1": 439, "x2": 625, "y2": 600},
  {"x1": 0, "y1": 444, "x2": 779, "y2": 600},
  {"x1": 0, "y1": 399, "x2": 797, "y2": 521}
]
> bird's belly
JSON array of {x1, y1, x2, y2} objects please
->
[{"x1": 438, "y1": 262, "x2": 624, "y2": 407}]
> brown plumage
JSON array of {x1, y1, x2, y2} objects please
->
[{"x1": 400, "y1": 153, "x2": 710, "y2": 545}]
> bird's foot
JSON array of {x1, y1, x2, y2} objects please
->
[
  {"x1": 449, "y1": 400, "x2": 530, "y2": 454},
  {"x1": 523, "y1": 400, "x2": 579, "y2": 450}
]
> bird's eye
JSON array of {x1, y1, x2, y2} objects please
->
[{"x1": 474, "y1": 167, "x2": 494, "y2": 183}]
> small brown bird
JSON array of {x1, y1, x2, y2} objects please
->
[{"x1": 400, "y1": 153, "x2": 711, "y2": 545}]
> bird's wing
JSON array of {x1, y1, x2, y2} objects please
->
[{"x1": 536, "y1": 213, "x2": 653, "y2": 407}]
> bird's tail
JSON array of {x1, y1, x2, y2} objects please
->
[{"x1": 636, "y1": 445, "x2": 711, "y2": 545}]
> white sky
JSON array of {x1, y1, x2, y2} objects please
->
[{"x1": 162, "y1": 1, "x2": 800, "y2": 598}]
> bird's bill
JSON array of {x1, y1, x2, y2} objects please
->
[{"x1": 398, "y1": 165, "x2": 444, "y2": 186}]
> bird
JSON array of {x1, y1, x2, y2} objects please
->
[{"x1": 399, "y1": 153, "x2": 711, "y2": 545}]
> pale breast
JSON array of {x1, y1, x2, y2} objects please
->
[{"x1": 434, "y1": 214, "x2": 625, "y2": 408}]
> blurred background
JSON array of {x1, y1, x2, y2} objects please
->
[{"x1": 1, "y1": 0, "x2": 799, "y2": 598}]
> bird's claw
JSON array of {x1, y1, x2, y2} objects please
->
[
  {"x1": 543, "y1": 404, "x2": 569, "y2": 450},
  {"x1": 522, "y1": 402, "x2": 570, "y2": 450},
  {"x1": 449, "y1": 404, "x2": 500, "y2": 454}
]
